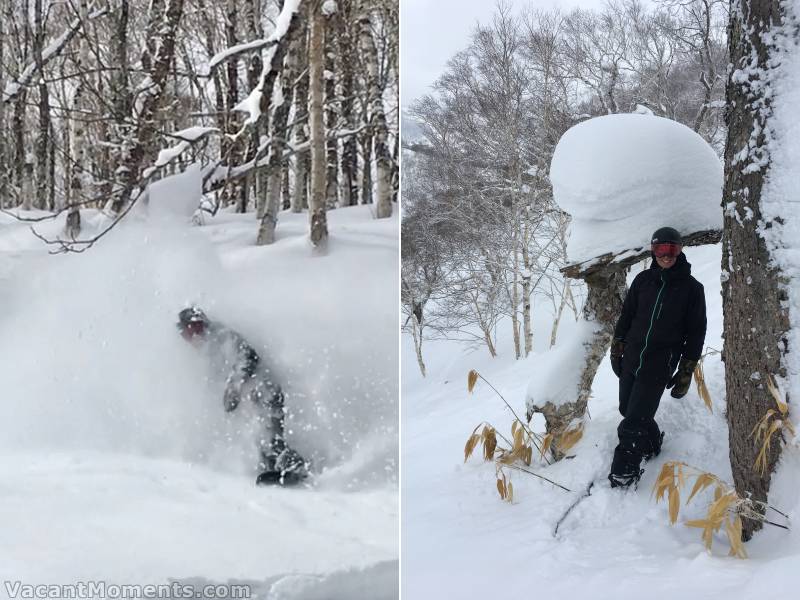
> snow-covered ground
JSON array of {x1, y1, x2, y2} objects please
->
[
  {"x1": 0, "y1": 203, "x2": 398, "y2": 599},
  {"x1": 401, "y1": 243, "x2": 800, "y2": 599}
]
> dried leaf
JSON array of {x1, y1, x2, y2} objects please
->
[
  {"x1": 766, "y1": 374, "x2": 789, "y2": 415},
  {"x1": 558, "y1": 424, "x2": 584, "y2": 453},
  {"x1": 496, "y1": 477, "x2": 506, "y2": 499},
  {"x1": 668, "y1": 486, "x2": 680, "y2": 524},
  {"x1": 467, "y1": 370, "x2": 479, "y2": 393},
  {"x1": 507, "y1": 481, "x2": 514, "y2": 503},
  {"x1": 694, "y1": 361, "x2": 713, "y2": 413},
  {"x1": 687, "y1": 473, "x2": 715, "y2": 505},
  {"x1": 464, "y1": 433, "x2": 481, "y2": 463},
  {"x1": 482, "y1": 426, "x2": 497, "y2": 461},
  {"x1": 540, "y1": 433, "x2": 553, "y2": 460}
]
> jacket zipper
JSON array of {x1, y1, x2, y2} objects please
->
[{"x1": 636, "y1": 274, "x2": 666, "y2": 377}]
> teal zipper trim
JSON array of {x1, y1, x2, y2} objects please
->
[{"x1": 636, "y1": 275, "x2": 666, "y2": 377}]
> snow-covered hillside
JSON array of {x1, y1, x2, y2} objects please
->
[
  {"x1": 401, "y1": 243, "x2": 800, "y2": 599},
  {"x1": 0, "y1": 205, "x2": 398, "y2": 598}
]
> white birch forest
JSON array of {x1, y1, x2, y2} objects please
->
[
  {"x1": 0, "y1": 0, "x2": 398, "y2": 250},
  {"x1": 402, "y1": 0, "x2": 727, "y2": 374}
]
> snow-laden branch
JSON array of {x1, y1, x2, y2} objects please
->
[
  {"x1": 2, "y1": 5, "x2": 108, "y2": 103},
  {"x1": 207, "y1": 0, "x2": 302, "y2": 72}
]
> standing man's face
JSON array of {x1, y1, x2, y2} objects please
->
[
  {"x1": 652, "y1": 242, "x2": 682, "y2": 270},
  {"x1": 656, "y1": 254, "x2": 677, "y2": 269}
]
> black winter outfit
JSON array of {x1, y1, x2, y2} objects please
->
[
  {"x1": 199, "y1": 321, "x2": 309, "y2": 485},
  {"x1": 609, "y1": 253, "x2": 706, "y2": 485}
]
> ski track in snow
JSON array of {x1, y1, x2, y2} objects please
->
[{"x1": 402, "y1": 244, "x2": 800, "y2": 600}]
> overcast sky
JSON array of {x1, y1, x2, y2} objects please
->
[{"x1": 400, "y1": 0, "x2": 622, "y2": 109}]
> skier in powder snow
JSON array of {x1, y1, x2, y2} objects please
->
[
  {"x1": 177, "y1": 306, "x2": 310, "y2": 486},
  {"x1": 608, "y1": 227, "x2": 706, "y2": 488}
]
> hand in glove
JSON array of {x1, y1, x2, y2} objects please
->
[
  {"x1": 666, "y1": 358, "x2": 697, "y2": 399},
  {"x1": 610, "y1": 338, "x2": 625, "y2": 378},
  {"x1": 223, "y1": 380, "x2": 242, "y2": 412}
]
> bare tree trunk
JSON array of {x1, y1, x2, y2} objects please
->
[
  {"x1": 256, "y1": 24, "x2": 302, "y2": 245},
  {"x1": 550, "y1": 279, "x2": 570, "y2": 348},
  {"x1": 0, "y1": 0, "x2": 7, "y2": 209},
  {"x1": 324, "y1": 7, "x2": 338, "y2": 209},
  {"x1": 308, "y1": 0, "x2": 328, "y2": 250},
  {"x1": 359, "y1": 128, "x2": 372, "y2": 205},
  {"x1": 292, "y1": 22, "x2": 309, "y2": 214},
  {"x1": 722, "y1": 0, "x2": 790, "y2": 541},
  {"x1": 66, "y1": 0, "x2": 89, "y2": 238},
  {"x1": 33, "y1": 0, "x2": 50, "y2": 209},
  {"x1": 356, "y1": 0, "x2": 391, "y2": 218},
  {"x1": 338, "y1": 0, "x2": 358, "y2": 208},
  {"x1": 411, "y1": 314, "x2": 426, "y2": 377}
]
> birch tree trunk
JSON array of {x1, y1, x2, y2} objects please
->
[
  {"x1": 324, "y1": 7, "x2": 338, "y2": 209},
  {"x1": 292, "y1": 20, "x2": 309, "y2": 214},
  {"x1": 66, "y1": 0, "x2": 89, "y2": 239},
  {"x1": 356, "y1": 0, "x2": 391, "y2": 218},
  {"x1": 308, "y1": 0, "x2": 328, "y2": 249},
  {"x1": 256, "y1": 25, "x2": 301, "y2": 245},
  {"x1": 722, "y1": 0, "x2": 790, "y2": 541}
]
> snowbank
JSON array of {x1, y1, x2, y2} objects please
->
[{"x1": 550, "y1": 113, "x2": 723, "y2": 263}]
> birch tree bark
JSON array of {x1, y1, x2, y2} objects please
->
[
  {"x1": 308, "y1": 0, "x2": 328, "y2": 249},
  {"x1": 722, "y1": 0, "x2": 790, "y2": 541},
  {"x1": 356, "y1": 0, "x2": 392, "y2": 218},
  {"x1": 0, "y1": 0, "x2": 7, "y2": 208}
]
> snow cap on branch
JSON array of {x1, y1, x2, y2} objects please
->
[{"x1": 550, "y1": 113, "x2": 723, "y2": 263}]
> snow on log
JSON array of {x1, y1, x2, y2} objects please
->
[{"x1": 550, "y1": 113, "x2": 723, "y2": 264}]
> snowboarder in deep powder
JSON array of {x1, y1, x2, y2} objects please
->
[
  {"x1": 608, "y1": 227, "x2": 706, "y2": 488},
  {"x1": 177, "y1": 306, "x2": 310, "y2": 486}
]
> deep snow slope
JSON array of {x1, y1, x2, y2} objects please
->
[
  {"x1": 0, "y1": 204, "x2": 398, "y2": 597},
  {"x1": 402, "y1": 244, "x2": 800, "y2": 600}
]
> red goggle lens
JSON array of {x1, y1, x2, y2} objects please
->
[{"x1": 652, "y1": 242, "x2": 681, "y2": 258}]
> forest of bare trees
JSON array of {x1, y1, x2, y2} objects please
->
[
  {"x1": 402, "y1": 0, "x2": 727, "y2": 374},
  {"x1": 0, "y1": 0, "x2": 398, "y2": 251}
]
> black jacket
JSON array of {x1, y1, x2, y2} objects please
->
[{"x1": 614, "y1": 253, "x2": 706, "y2": 384}]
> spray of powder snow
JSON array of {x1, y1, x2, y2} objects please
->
[{"x1": 0, "y1": 204, "x2": 397, "y2": 490}]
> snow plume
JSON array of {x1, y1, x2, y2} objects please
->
[{"x1": 550, "y1": 113, "x2": 723, "y2": 263}]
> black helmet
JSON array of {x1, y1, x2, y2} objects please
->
[
  {"x1": 650, "y1": 227, "x2": 682, "y2": 245},
  {"x1": 177, "y1": 306, "x2": 209, "y2": 333}
]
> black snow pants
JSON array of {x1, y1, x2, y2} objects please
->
[
  {"x1": 609, "y1": 372, "x2": 665, "y2": 484},
  {"x1": 247, "y1": 380, "x2": 308, "y2": 477}
]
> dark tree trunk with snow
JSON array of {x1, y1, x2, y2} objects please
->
[{"x1": 722, "y1": 0, "x2": 790, "y2": 541}]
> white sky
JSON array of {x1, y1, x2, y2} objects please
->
[{"x1": 400, "y1": 0, "x2": 625, "y2": 109}]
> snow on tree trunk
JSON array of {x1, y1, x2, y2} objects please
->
[
  {"x1": 338, "y1": 0, "x2": 358, "y2": 208},
  {"x1": 527, "y1": 266, "x2": 627, "y2": 458},
  {"x1": 308, "y1": 0, "x2": 328, "y2": 250},
  {"x1": 356, "y1": 0, "x2": 391, "y2": 218},
  {"x1": 722, "y1": 0, "x2": 790, "y2": 541}
]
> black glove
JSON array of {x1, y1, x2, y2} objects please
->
[
  {"x1": 223, "y1": 381, "x2": 242, "y2": 412},
  {"x1": 610, "y1": 338, "x2": 625, "y2": 378},
  {"x1": 666, "y1": 358, "x2": 697, "y2": 399}
]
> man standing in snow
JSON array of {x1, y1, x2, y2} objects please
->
[
  {"x1": 608, "y1": 227, "x2": 706, "y2": 488},
  {"x1": 177, "y1": 306, "x2": 310, "y2": 486}
]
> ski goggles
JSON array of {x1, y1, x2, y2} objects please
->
[
  {"x1": 178, "y1": 320, "x2": 206, "y2": 338},
  {"x1": 651, "y1": 242, "x2": 682, "y2": 258}
]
